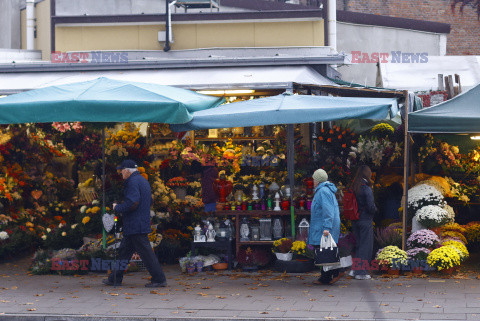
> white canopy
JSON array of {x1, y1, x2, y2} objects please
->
[
  {"x1": 0, "y1": 66, "x2": 336, "y2": 94},
  {"x1": 378, "y1": 56, "x2": 480, "y2": 92}
]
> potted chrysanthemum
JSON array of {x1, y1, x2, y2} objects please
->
[
  {"x1": 272, "y1": 238, "x2": 293, "y2": 261},
  {"x1": 427, "y1": 245, "x2": 461, "y2": 274},
  {"x1": 375, "y1": 246, "x2": 408, "y2": 275}
]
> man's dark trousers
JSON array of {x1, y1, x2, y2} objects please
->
[{"x1": 108, "y1": 234, "x2": 166, "y2": 284}]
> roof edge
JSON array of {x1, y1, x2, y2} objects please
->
[{"x1": 337, "y1": 10, "x2": 450, "y2": 34}]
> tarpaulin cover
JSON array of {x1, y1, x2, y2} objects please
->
[
  {"x1": 409, "y1": 83, "x2": 480, "y2": 133},
  {"x1": 0, "y1": 77, "x2": 224, "y2": 124},
  {"x1": 171, "y1": 92, "x2": 399, "y2": 131}
]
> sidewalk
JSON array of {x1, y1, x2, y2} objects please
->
[{"x1": 1, "y1": 257, "x2": 480, "y2": 321}]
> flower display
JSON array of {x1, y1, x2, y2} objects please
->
[
  {"x1": 291, "y1": 240, "x2": 314, "y2": 259},
  {"x1": 408, "y1": 184, "x2": 444, "y2": 214},
  {"x1": 442, "y1": 230, "x2": 468, "y2": 245},
  {"x1": 406, "y1": 229, "x2": 440, "y2": 249},
  {"x1": 272, "y1": 238, "x2": 293, "y2": 254},
  {"x1": 166, "y1": 177, "x2": 189, "y2": 188},
  {"x1": 375, "y1": 245, "x2": 408, "y2": 267},
  {"x1": 465, "y1": 222, "x2": 480, "y2": 243},
  {"x1": 375, "y1": 224, "x2": 403, "y2": 248},
  {"x1": 414, "y1": 205, "x2": 450, "y2": 229},
  {"x1": 427, "y1": 245, "x2": 461, "y2": 271},
  {"x1": 370, "y1": 123, "x2": 394, "y2": 139},
  {"x1": 0, "y1": 231, "x2": 9, "y2": 240},
  {"x1": 152, "y1": 174, "x2": 177, "y2": 208},
  {"x1": 406, "y1": 247, "x2": 431, "y2": 261},
  {"x1": 441, "y1": 240, "x2": 469, "y2": 262}
]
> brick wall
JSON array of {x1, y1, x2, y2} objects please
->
[{"x1": 337, "y1": 0, "x2": 480, "y2": 55}]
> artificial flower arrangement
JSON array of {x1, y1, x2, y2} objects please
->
[
  {"x1": 375, "y1": 245, "x2": 408, "y2": 268},
  {"x1": 406, "y1": 229, "x2": 440, "y2": 249},
  {"x1": 427, "y1": 245, "x2": 461, "y2": 271},
  {"x1": 354, "y1": 136, "x2": 402, "y2": 169},
  {"x1": 166, "y1": 177, "x2": 189, "y2": 188},
  {"x1": 407, "y1": 183, "x2": 444, "y2": 215},
  {"x1": 291, "y1": 240, "x2": 314, "y2": 259},
  {"x1": 414, "y1": 205, "x2": 450, "y2": 229},
  {"x1": 441, "y1": 240, "x2": 469, "y2": 262},
  {"x1": 272, "y1": 237, "x2": 293, "y2": 254},
  {"x1": 406, "y1": 247, "x2": 431, "y2": 261}
]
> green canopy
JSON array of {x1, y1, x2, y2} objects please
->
[
  {"x1": 0, "y1": 77, "x2": 224, "y2": 124},
  {"x1": 409, "y1": 83, "x2": 480, "y2": 133}
]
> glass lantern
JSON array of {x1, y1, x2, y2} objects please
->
[
  {"x1": 259, "y1": 218, "x2": 272, "y2": 240},
  {"x1": 297, "y1": 218, "x2": 310, "y2": 242},
  {"x1": 250, "y1": 222, "x2": 260, "y2": 241},
  {"x1": 240, "y1": 217, "x2": 250, "y2": 242},
  {"x1": 272, "y1": 217, "x2": 283, "y2": 239}
]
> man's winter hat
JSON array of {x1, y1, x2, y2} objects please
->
[
  {"x1": 117, "y1": 159, "x2": 138, "y2": 170},
  {"x1": 312, "y1": 169, "x2": 328, "y2": 184}
]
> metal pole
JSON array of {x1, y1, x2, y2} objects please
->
[
  {"x1": 287, "y1": 124, "x2": 295, "y2": 239},
  {"x1": 163, "y1": 0, "x2": 171, "y2": 52},
  {"x1": 102, "y1": 127, "x2": 107, "y2": 249},
  {"x1": 402, "y1": 91, "x2": 410, "y2": 251}
]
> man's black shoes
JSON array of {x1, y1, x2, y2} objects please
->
[
  {"x1": 145, "y1": 281, "x2": 167, "y2": 288},
  {"x1": 102, "y1": 279, "x2": 122, "y2": 286}
]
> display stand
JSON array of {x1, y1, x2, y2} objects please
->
[
  {"x1": 190, "y1": 239, "x2": 234, "y2": 270},
  {"x1": 215, "y1": 210, "x2": 310, "y2": 256}
]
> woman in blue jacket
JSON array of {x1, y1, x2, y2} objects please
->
[
  {"x1": 308, "y1": 169, "x2": 342, "y2": 285},
  {"x1": 350, "y1": 165, "x2": 377, "y2": 280}
]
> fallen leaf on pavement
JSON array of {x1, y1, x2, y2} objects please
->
[
  {"x1": 309, "y1": 298, "x2": 316, "y2": 301},
  {"x1": 150, "y1": 291, "x2": 158, "y2": 294},
  {"x1": 125, "y1": 297, "x2": 132, "y2": 299},
  {"x1": 27, "y1": 308, "x2": 36, "y2": 311},
  {"x1": 11, "y1": 286, "x2": 18, "y2": 290},
  {"x1": 110, "y1": 293, "x2": 119, "y2": 296},
  {"x1": 259, "y1": 311, "x2": 269, "y2": 314},
  {"x1": 433, "y1": 305, "x2": 442, "y2": 308},
  {"x1": 201, "y1": 286, "x2": 210, "y2": 289},
  {"x1": 380, "y1": 303, "x2": 389, "y2": 306},
  {"x1": 249, "y1": 287, "x2": 258, "y2": 290},
  {"x1": 216, "y1": 296, "x2": 226, "y2": 299},
  {"x1": 341, "y1": 314, "x2": 349, "y2": 317},
  {"x1": 34, "y1": 294, "x2": 43, "y2": 297},
  {"x1": 197, "y1": 293, "x2": 208, "y2": 296}
]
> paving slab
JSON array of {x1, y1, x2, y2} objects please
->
[{"x1": 1, "y1": 258, "x2": 479, "y2": 321}]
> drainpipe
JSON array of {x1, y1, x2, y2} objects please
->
[
  {"x1": 164, "y1": 0, "x2": 177, "y2": 52},
  {"x1": 327, "y1": 0, "x2": 336, "y2": 52},
  {"x1": 26, "y1": 0, "x2": 35, "y2": 50}
]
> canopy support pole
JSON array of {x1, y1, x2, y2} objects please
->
[
  {"x1": 402, "y1": 91, "x2": 409, "y2": 251},
  {"x1": 287, "y1": 124, "x2": 295, "y2": 239},
  {"x1": 102, "y1": 127, "x2": 107, "y2": 249}
]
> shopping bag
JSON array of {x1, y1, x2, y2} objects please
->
[
  {"x1": 314, "y1": 234, "x2": 340, "y2": 267},
  {"x1": 323, "y1": 255, "x2": 353, "y2": 271}
]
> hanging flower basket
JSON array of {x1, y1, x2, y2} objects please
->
[{"x1": 275, "y1": 252, "x2": 293, "y2": 261}]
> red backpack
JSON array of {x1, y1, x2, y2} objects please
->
[{"x1": 342, "y1": 189, "x2": 359, "y2": 220}]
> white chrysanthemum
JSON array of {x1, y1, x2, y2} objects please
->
[
  {"x1": 415, "y1": 205, "x2": 449, "y2": 228},
  {"x1": 443, "y1": 204, "x2": 455, "y2": 223},
  {"x1": 0, "y1": 231, "x2": 9, "y2": 240},
  {"x1": 408, "y1": 184, "x2": 444, "y2": 212}
]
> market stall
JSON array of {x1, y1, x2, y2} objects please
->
[{"x1": 399, "y1": 83, "x2": 480, "y2": 274}]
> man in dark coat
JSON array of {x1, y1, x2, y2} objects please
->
[{"x1": 103, "y1": 159, "x2": 167, "y2": 287}]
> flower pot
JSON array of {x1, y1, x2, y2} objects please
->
[
  {"x1": 196, "y1": 261, "x2": 204, "y2": 272},
  {"x1": 412, "y1": 267, "x2": 423, "y2": 275},
  {"x1": 186, "y1": 266, "x2": 195, "y2": 274},
  {"x1": 212, "y1": 262, "x2": 228, "y2": 270},
  {"x1": 387, "y1": 267, "x2": 400, "y2": 276},
  {"x1": 275, "y1": 252, "x2": 293, "y2": 261},
  {"x1": 441, "y1": 267, "x2": 455, "y2": 275}
]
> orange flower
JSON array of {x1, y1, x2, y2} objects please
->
[
  {"x1": 351, "y1": 140, "x2": 357, "y2": 144},
  {"x1": 342, "y1": 144, "x2": 347, "y2": 148},
  {"x1": 327, "y1": 138, "x2": 332, "y2": 143},
  {"x1": 342, "y1": 131, "x2": 346, "y2": 135},
  {"x1": 338, "y1": 135, "x2": 342, "y2": 139},
  {"x1": 319, "y1": 137, "x2": 324, "y2": 141},
  {"x1": 329, "y1": 130, "x2": 334, "y2": 134},
  {"x1": 54, "y1": 216, "x2": 63, "y2": 221}
]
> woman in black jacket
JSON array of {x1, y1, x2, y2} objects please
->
[{"x1": 350, "y1": 165, "x2": 377, "y2": 280}]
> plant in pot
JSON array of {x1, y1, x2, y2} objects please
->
[
  {"x1": 272, "y1": 238, "x2": 293, "y2": 261},
  {"x1": 406, "y1": 229, "x2": 440, "y2": 250},
  {"x1": 427, "y1": 245, "x2": 461, "y2": 274},
  {"x1": 291, "y1": 241, "x2": 314, "y2": 261},
  {"x1": 406, "y1": 247, "x2": 431, "y2": 274},
  {"x1": 375, "y1": 245, "x2": 408, "y2": 275}
]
